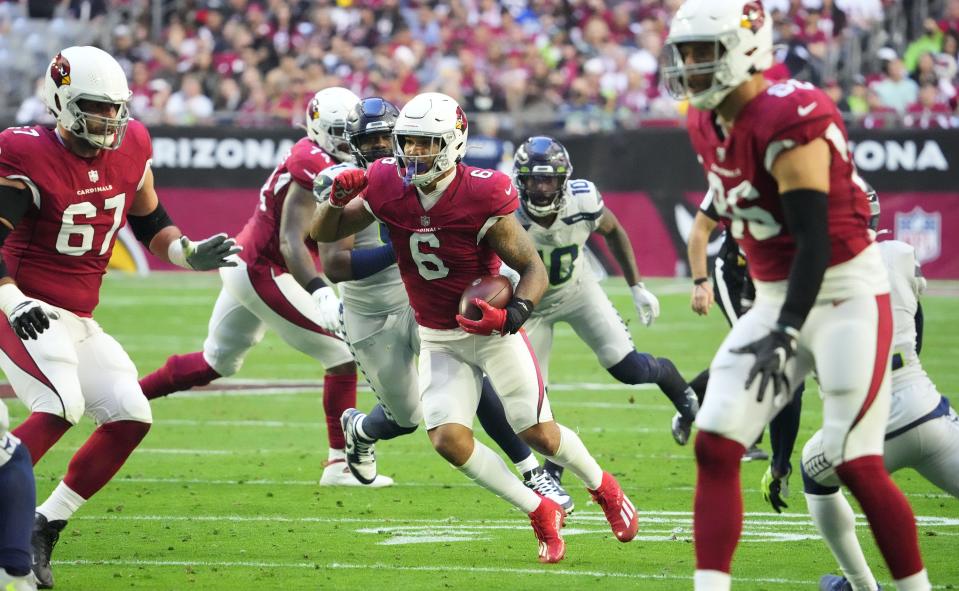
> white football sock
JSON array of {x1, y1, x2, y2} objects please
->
[
  {"x1": 805, "y1": 491, "x2": 878, "y2": 591},
  {"x1": 895, "y1": 569, "x2": 931, "y2": 591},
  {"x1": 458, "y1": 439, "x2": 540, "y2": 513},
  {"x1": 544, "y1": 424, "x2": 602, "y2": 489},
  {"x1": 328, "y1": 448, "x2": 346, "y2": 462},
  {"x1": 694, "y1": 569, "x2": 731, "y2": 591},
  {"x1": 514, "y1": 454, "x2": 539, "y2": 476},
  {"x1": 37, "y1": 481, "x2": 85, "y2": 522}
]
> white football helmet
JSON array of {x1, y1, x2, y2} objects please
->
[
  {"x1": 306, "y1": 87, "x2": 360, "y2": 162},
  {"x1": 392, "y1": 92, "x2": 468, "y2": 187},
  {"x1": 43, "y1": 46, "x2": 132, "y2": 150},
  {"x1": 662, "y1": 0, "x2": 773, "y2": 110}
]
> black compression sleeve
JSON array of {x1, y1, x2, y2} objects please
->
[
  {"x1": 777, "y1": 189, "x2": 830, "y2": 330},
  {"x1": 127, "y1": 202, "x2": 175, "y2": 245},
  {"x1": 915, "y1": 301, "x2": 924, "y2": 355},
  {"x1": 0, "y1": 183, "x2": 33, "y2": 231}
]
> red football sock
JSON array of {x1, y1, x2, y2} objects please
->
[
  {"x1": 693, "y1": 431, "x2": 746, "y2": 573},
  {"x1": 836, "y1": 455, "x2": 925, "y2": 579},
  {"x1": 11, "y1": 412, "x2": 72, "y2": 465},
  {"x1": 139, "y1": 352, "x2": 221, "y2": 400},
  {"x1": 62, "y1": 420, "x2": 151, "y2": 499},
  {"x1": 323, "y1": 373, "x2": 357, "y2": 450}
]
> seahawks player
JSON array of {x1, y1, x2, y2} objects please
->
[
  {"x1": 317, "y1": 99, "x2": 571, "y2": 511},
  {"x1": 791, "y1": 192, "x2": 958, "y2": 591},
  {"x1": 505, "y1": 137, "x2": 700, "y2": 481}
]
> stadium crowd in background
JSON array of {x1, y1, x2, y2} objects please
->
[{"x1": 3, "y1": 0, "x2": 959, "y2": 133}]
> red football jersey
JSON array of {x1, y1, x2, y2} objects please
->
[
  {"x1": 0, "y1": 122, "x2": 153, "y2": 316},
  {"x1": 236, "y1": 137, "x2": 336, "y2": 272},
  {"x1": 362, "y1": 160, "x2": 518, "y2": 329},
  {"x1": 687, "y1": 79, "x2": 873, "y2": 282}
]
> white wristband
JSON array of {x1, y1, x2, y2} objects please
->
[
  {"x1": 167, "y1": 236, "x2": 191, "y2": 270},
  {"x1": 0, "y1": 282, "x2": 28, "y2": 316}
]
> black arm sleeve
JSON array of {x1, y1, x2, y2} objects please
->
[
  {"x1": 126, "y1": 202, "x2": 175, "y2": 246},
  {"x1": 914, "y1": 301, "x2": 924, "y2": 356},
  {"x1": 0, "y1": 183, "x2": 33, "y2": 235},
  {"x1": 768, "y1": 384, "x2": 804, "y2": 475},
  {"x1": 0, "y1": 183, "x2": 34, "y2": 279},
  {"x1": 776, "y1": 189, "x2": 831, "y2": 330}
]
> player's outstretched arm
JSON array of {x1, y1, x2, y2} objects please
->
[
  {"x1": 281, "y1": 182, "x2": 330, "y2": 290},
  {"x1": 128, "y1": 167, "x2": 241, "y2": 270},
  {"x1": 0, "y1": 177, "x2": 49, "y2": 340},
  {"x1": 310, "y1": 165, "x2": 374, "y2": 242},
  {"x1": 688, "y1": 209, "x2": 718, "y2": 316},
  {"x1": 316, "y1": 237, "x2": 357, "y2": 284},
  {"x1": 595, "y1": 206, "x2": 659, "y2": 326}
]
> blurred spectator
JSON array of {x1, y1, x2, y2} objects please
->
[
  {"x1": 15, "y1": 78, "x2": 53, "y2": 125},
  {"x1": 904, "y1": 19, "x2": 943, "y2": 72},
  {"x1": 904, "y1": 82, "x2": 955, "y2": 128},
  {"x1": 846, "y1": 75, "x2": 870, "y2": 115},
  {"x1": 823, "y1": 79, "x2": 851, "y2": 113},
  {"x1": 871, "y1": 57, "x2": 919, "y2": 113},
  {"x1": 165, "y1": 73, "x2": 214, "y2": 126},
  {"x1": 463, "y1": 114, "x2": 513, "y2": 173}
]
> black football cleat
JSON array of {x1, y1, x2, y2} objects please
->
[{"x1": 32, "y1": 513, "x2": 66, "y2": 589}]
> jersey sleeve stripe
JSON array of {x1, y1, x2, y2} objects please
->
[
  {"x1": 476, "y1": 215, "x2": 502, "y2": 244},
  {"x1": 763, "y1": 139, "x2": 797, "y2": 174},
  {"x1": 5, "y1": 175, "x2": 40, "y2": 209},
  {"x1": 136, "y1": 159, "x2": 152, "y2": 192}
]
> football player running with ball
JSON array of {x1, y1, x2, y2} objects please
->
[
  {"x1": 138, "y1": 88, "x2": 387, "y2": 487},
  {"x1": 502, "y1": 136, "x2": 699, "y2": 482},
  {"x1": 663, "y1": 1, "x2": 930, "y2": 589},
  {"x1": 0, "y1": 46, "x2": 240, "y2": 588},
  {"x1": 311, "y1": 92, "x2": 638, "y2": 563},
  {"x1": 316, "y1": 97, "x2": 572, "y2": 511}
]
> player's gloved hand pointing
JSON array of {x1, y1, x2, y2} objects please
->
[
  {"x1": 0, "y1": 284, "x2": 50, "y2": 340},
  {"x1": 180, "y1": 233, "x2": 242, "y2": 270},
  {"x1": 631, "y1": 283, "x2": 660, "y2": 326},
  {"x1": 314, "y1": 164, "x2": 367, "y2": 208}
]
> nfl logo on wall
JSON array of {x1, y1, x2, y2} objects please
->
[{"x1": 895, "y1": 207, "x2": 941, "y2": 264}]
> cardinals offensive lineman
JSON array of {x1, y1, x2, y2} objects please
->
[
  {"x1": 0, "y1": 46, "x2": 240, "y2": 588},
  {"x1": 310, "y1": 92, "x2": 638, "y2": 563},
  {"x1": 663, "y1": 2, "x2": 930, "y2": 590},
  {"x1": 137, "y1": 88, "x2": 388, "y2": 487}
]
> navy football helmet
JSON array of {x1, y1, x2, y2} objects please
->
[
  {"x1": 513, "y1": 136, "x2": 572, "y2": 217},
  {"x1": 346, "y1": 97, "x2": 400, "y2": 168}
]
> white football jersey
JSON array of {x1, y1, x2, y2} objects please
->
[
  {"x1": 338, "y1": 221, "x2": 407, "y2": 316},
  {"x1": 879, "y1": 239, "x2": 940, "y2": 434},
  {"x1": 516, "y1": 179, "x2": 605, "y2": 310}
]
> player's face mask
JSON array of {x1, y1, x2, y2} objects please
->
[
  {"x1": 356, "y1": 132, "x2": 392, "y2": 166},
  {"x1": 661, "y1": 41, "x2": 725, "y2": 101},
  {"x1": 517, "y1": 173, "x2": 565, "y2": 214},
  {"x1": 71, "y1": 97, "x2": 129, "y2": 150},
  {"x1": 394, "y1": 134, "x2": 450, "y2": 187}
]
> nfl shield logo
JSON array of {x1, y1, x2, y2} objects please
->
[
  {"x1": 895, "y1": 207, "x2": 941, "y2": 263},
  {"x1": 716, "y1": 146, "x2": 726, "y2": 162},
  {"x1": 420, "y1": 215, "x2": 430, "y2": 227},
  {"x1": 88, "y1": 170, "x2": 99, "y2": 183}
]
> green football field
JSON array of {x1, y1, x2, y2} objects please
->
[{"x1": 6, "y1": 272, "x2": 958, "y2": 591}]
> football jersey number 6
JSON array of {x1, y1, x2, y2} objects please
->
[
  {"x1": 55, "y1": 193, "x2": 126, "y2": 256},
  {"x1": 409, "y1": 232, "x2": 450, "y2": 280}
]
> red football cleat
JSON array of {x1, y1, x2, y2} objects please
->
[
  {"x1": 528, "y1": 496, "x2": 566, "y2": 563},
  {"x1": 589, "y1": 471, "x2": 639, "y2": 542}
]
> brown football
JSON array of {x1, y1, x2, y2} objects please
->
[{"x1": 458, "y1": 275, "x2": 514, "y2": 321}]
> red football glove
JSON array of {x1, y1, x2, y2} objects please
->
[
  {"x1": 456, "y1": 298, "x2": 506, "y2": 336},
  {"x1": 328, "y1": 168, "x2": 368, "y2": 208}
]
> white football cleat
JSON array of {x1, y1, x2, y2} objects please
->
[
  {"x1": 341, "y1": 408, "x2": 378, "y2": 484},
  {"x1": 0, "y1": 567, "x2": 37, "y2": 591},
  {"x1": 320, "y1": 459, "x2": 394, "y2": 487}
]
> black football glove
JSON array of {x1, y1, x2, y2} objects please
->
[
  {"x1": 761, "y1": 464, "x2": 791, "y2": 513},
  {"x1": 731, "y1": 324, "x2": 798, "y2": 402},
  {"x1": 8, "y1": 300, "x2": 50, "y2": 340}
]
